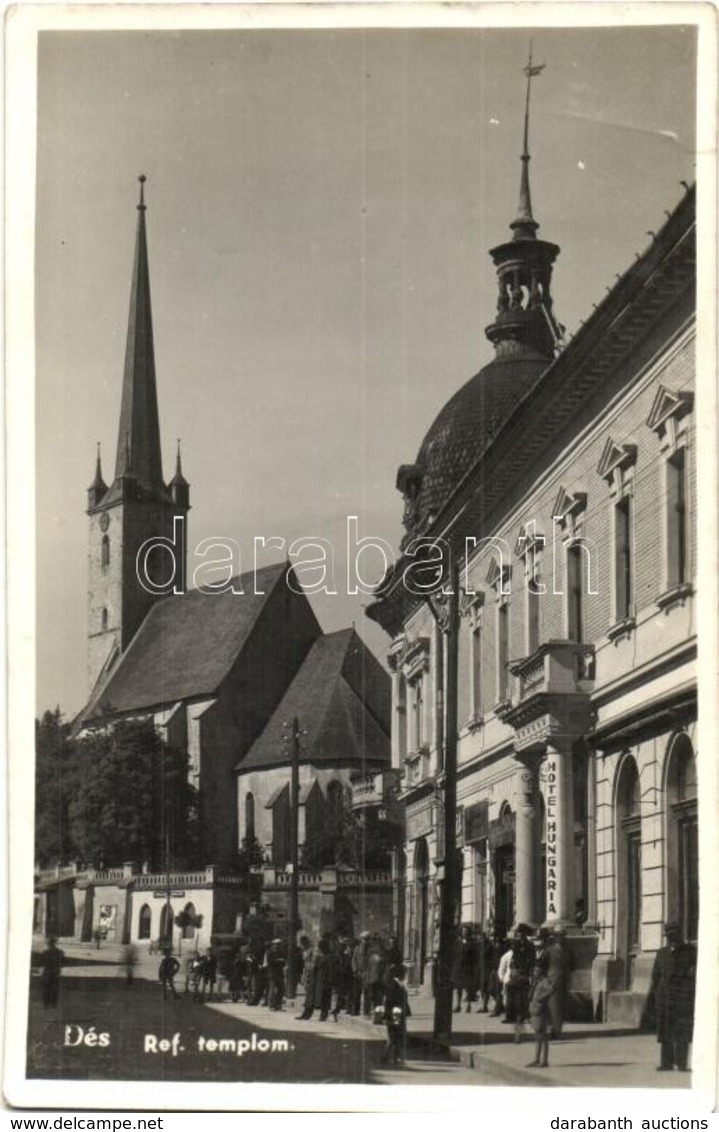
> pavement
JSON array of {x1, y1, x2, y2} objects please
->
[{"x1": 36, "y1": 939, "x2": 692, "y2": 1090}]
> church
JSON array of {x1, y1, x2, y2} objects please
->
[
  {"x1": 366, "y1": 63, "x2": 697, "y2": 1024},
  {"x1": 35, "y1": 176, "x2": 392, "y2": 948}
]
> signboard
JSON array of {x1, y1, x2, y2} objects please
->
[
  {"x1": 406, "y1": 804, "x2": 433, "y2": 842},
  {"x1": 152, "y1": 890, "x2": 186, "y2": 899},
  {"x1": 464, "y1": 800, "x2": 489, "y2": 844}
]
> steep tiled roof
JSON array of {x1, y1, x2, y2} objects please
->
[
  {"x1": 81, "y1": 561, "x2": 289, "y2": 720},
  {"x1": 238, "y1": 629, "x2": 390, "y2": 772}
]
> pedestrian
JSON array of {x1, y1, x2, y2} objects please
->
[
  {"x1": 296, "y1": 937, "x2": 315, "y2": 1019},
  {"x1": 526, "y1": 955, "x2": 555, "y2": 1068},
  {"x1": 159, "y1": 948, "x2": 180, "y2": 999},
  {"x1": 352, "y1": 932, "x2": 369, "y2": 1015},
  {"x1": 186, "y1": 951, "x2": 203, "y2": 996},
  {"x1": 489, "y1": 936, "x2": 509, "y2": 1017},
  {"x1": 266, "y1": 938, "x2": 286, "y2": 1011},
  {"x1": 122, "y1": 942, "x2": 137, "y2": 985},
  {"x1": 651, "y1": 921, "x2": 697, "y2": 1072},
  {"x1": 452, "y1": 924, "x2": 478, "y2": 1012},
  {"x1": 382, "y1": 964, "x2": 411, "y2": 1066},
  {"x1": 201, "y1": 947, "x2": 218, "y2": 1001},
  {"x1": 504, "y1": 923, "x2": 534, "y2": 1040},
  {"x1": 93, "y1": 927, "x2": 102, "y2": 950},
  {"x1": 297, "y1": 937, "x2": 332, "y2": 1021},
  {"x1": 544, "y1": 927, "x2": 571, "y2": 1037},
  {"x1": 364, "y1": 935, "x2": 386, "y2": 1016},
  {"x1": 475, "y1": 930, "x2": 493, "y2": 1012},
  {"x1": 40, "y1": 936, "x2": 63, "y2": 1008},
  {"x1": 331, "y1": 935, "x2": 353, "y2": 1020}
]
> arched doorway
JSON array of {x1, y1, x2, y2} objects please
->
[
  {"x1": 159, "y1": 903, "x2": 174, "y2": 943},
  {"x1": 665, "y1": 734, "x2": 698, "y2": 943},
  {"x1": 414, "y1": 838, "x2": 430, "y2": 984},
  {"x1": 138, "y1": 904, "x2": 152, "y2": 940},
  {"x1": 616, "y1": 755, "x2": 641, "y2": 989},
  {"x1": 493, "y1": 803, "x2": 515, "y2": 939}
]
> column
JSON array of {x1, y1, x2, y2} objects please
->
[
  {"x1": 544, "y1": 745, "x2": 575, "y2": 925},
  {"x1": 514, "y1": 758, "x2": 537, "y2": 926}
]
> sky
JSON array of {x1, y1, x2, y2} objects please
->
[{"x1": 34, "y1": 18, "x2": 697, "y2": 716}]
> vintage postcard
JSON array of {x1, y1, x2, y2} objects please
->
[{"x1": 4, "y1": 0, "x2": 719, "y2": 1116}]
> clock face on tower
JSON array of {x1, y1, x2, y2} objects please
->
[{"x1": 99, "y1": 513, "x2": 110, "y2": 533}]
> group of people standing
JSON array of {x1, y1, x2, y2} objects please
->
[
  {"x1": 452, "y1": 922, "x2": 571, "y2": 1068},
  {"x1": 229, "y1": 928, "x2": 411, "y2": 1065}
]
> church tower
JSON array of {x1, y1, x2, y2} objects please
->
[
  {"x1": 86, "y1": 177, "x2": 190, "y2": 694},
  {"x1": 485, "y1": 50, "x2": 564, "y2": 360}
]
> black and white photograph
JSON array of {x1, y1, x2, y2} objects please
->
[{"x1": 4, "y1": 1, "x2": 718, "y2": 1115}]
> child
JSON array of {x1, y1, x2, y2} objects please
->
[
  {"x1": 159, "y1": 948, "x2": 180, "y2": 1000},
  {"x1": 382, "y1": 963, "x2": 411, "y2": 1066},
  {"x1": 526, "y1": 955, "x2": 555, "y2": 1068}
]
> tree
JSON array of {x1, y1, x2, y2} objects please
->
[
  {"x1": 34, "y1": 708, "x2": 74, "y2": 866},
  {"x1": 64, "y1": 718, "x2": 199, "y2": 870}
]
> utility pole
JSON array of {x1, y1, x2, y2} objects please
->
[
  {"x1": 165, "y1": 828, "x2": 172, "y2": 951},
  {"x1": 430, "y1": 550, "x2": 460, "y2": 1040},
  {"x1": 285, "y1": 716, "x2": 301, "y2": 998}
]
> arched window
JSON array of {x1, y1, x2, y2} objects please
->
[
  {"x1": 138, "y1": 904, "x2": 152, "y2": 940},
  {"x1": 101, "y1": 535, "x2": 110, "y2": 569},
  {"x1": 181, "y1": 902, "x2": 196, "y2": 940},
  {"x1": 245, "y1": 792, "x2": 255, "y2": 845},
  {"x1": 665, "y1": 734, "x2": 698, "y2": 943},
  {"x1": 327, "y1": 780, "x2": 344, "y2": 829},
  {"x1": 101, "y1": 607, "x2": 108, "y2": 631},
  {"x1": 616, "y1": 756, "x2": 642, "y2": 988}
]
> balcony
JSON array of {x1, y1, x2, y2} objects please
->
[
  {"x1": 403, "y1": 745, "x2": 432, "y2": 788},
  {"x1": 504, "y1": 640, "x2": 595, "y2": 753}
]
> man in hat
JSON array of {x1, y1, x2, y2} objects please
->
[
  {"x1": 504, "y1": 923, "x2": 534, "y2": 1032},
  {"x1": 650, "y1": 922, "x2": 696, "y2": 1072}
]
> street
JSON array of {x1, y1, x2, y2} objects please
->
[{"x1": 26, "y1": 970, "x2": 480, "y2": 1086}]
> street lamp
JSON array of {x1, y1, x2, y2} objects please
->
[{"x1": 423, "y1": 549, "x2": 460, "y2": 1041}]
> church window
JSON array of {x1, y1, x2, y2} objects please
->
[
  {"x1": 244, "y1": 792, "x2": 255, "y2": 844},
  {"x1": 138, "y1": 904, "x2": 152, "y2": 940},
  {"x1": 101, "y1": 607, "x2": 108, "y2": 631},
  {"x1": 101, "y1": 535, "x2": 110, "y2": 570}
]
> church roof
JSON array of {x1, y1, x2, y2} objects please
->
[
  {"x1": 81, "y1": 561, "x2": 289, "y2": 721},
  {"x1": 238, "y1": 628, "x2": 390, "y2": 773}
]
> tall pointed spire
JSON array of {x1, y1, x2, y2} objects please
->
[
  {"x1": 87, "y1": 441, "x2": 108, "y2": 508},
  {"x1": 169, "y1": 437, "x2": 190, "y2": 510},
  {"x1": 511, "y1": 44, "x2": 544, "y2": 239},
  {"x1": 484, "y1": 50, "x2": 563, "y2": 360},
  {"x1": 113, "y1": 175, "x2": 164, "y2": 494}
]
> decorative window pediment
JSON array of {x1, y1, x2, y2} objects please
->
[
  {"x1": 647, "y1": 386, "x2": 693, "y2": 454},
  {"x1": 400, "y1": 635, "x2": 431, "y2": 680},
  {"x1": 461, "y1": 589, "x2": 485, "y2": 628},
  {"x1": 514, "y1": 522, "x2": 544, "y2": 560},
  {"x1": 553, "y1": 486, "x2": 587, "y2": 539},
  {"x1": 486, "y1": 557, "x2": 511, "y2": 594},
  {"x1": 597, "y1": 438, "x2": 638, "y2": 481},
  {"x1": 597, "y1": 438, "x2": 637, "y2": 498}
]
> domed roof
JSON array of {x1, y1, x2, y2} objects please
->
[{"x1": 411, "y1": 347, "x2": 549, "y2": 529}]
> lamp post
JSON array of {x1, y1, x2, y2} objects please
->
[{"x1": 425, "y1": 548, "x2": 461, "y2": 1041}]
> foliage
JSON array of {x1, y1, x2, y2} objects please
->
[
  {"x1": 35, "y1": 713, "x2": 199, "y2": 871},
  {"x1": 237, "y1": 833, "x2": 265, "y2": 875},
  {"x1": 34, "y1": 708, "x2": 74, "y2": 867}
]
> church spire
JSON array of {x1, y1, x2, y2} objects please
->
[
  {"x1": 169, "y1": 438, "x2": 190, "y2": 510},
  {"x1": 113, "y1": 175, "x2": 164, "y2": 494},
  {"x1": 485, "y1": 49, "x2": 563, "y2": 360},
  {"x1": 87, "y1": 441, "x2": 108, "y2": 509},
  {"x1": 510, "y1": 45, "x2": 544, "y2": 240}
]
